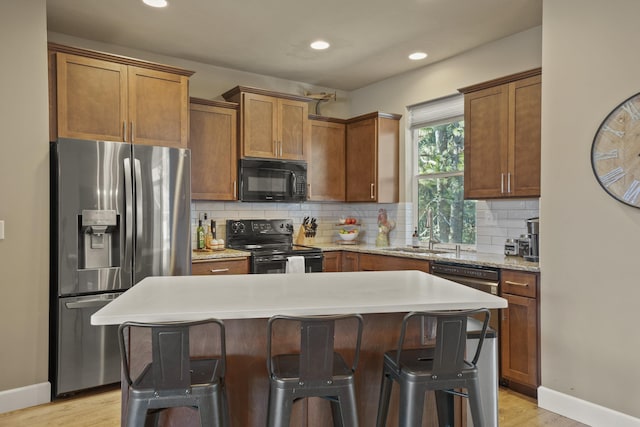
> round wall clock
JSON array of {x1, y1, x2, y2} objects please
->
[{"x1": 591, "y1": 91, "x2": 640, "y2": 208}]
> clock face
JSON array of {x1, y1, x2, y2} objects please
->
[{"x1": 591, "y1": 92, "x2": 640, "y2": 208}]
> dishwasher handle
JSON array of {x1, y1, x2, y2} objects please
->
[{"x1": 433, "y1": 273, "x2": 499, "y2": 295}]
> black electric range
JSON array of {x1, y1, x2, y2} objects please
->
[{"x1": 226, "y1": 219, "x2": 323, "y2": 273}]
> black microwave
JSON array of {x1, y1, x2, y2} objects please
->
[{"x1": 238, "y1": 158, "x2": 307, "y2": 202}]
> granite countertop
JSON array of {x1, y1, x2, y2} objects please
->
[
  {"x1": 91, "y1": 270, "x2": 508, "y2": 325},
  {"x1": 191, "y1": 244, "x2": 539, "y2": 272}
]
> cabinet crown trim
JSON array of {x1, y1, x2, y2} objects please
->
[
  {"x1": 190, "y1": 97, "x2": 239, "y2": 109},
  {"x1": 48, "y1": 42, "x2": 195, "y2": 77},
  {"x1": 346, "y1": 111, "x2": 402, "y2": 123},
  {"x1": 221, "y1": 85, "x2": 316, "y2": 103},
  {"x1": 457, "y1": 67, "x2": 541, "y2": 94}
]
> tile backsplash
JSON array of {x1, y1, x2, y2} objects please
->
[{"x1": 192, "y1": 199, "x2": 539, "y2": 255}]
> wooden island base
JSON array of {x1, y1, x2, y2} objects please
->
[{"x1": 123, "y1": 313, "x2": 455, "y2": 427}]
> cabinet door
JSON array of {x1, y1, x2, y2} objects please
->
[
  {"x1": 464, "y1": 85, "x2": 509, "y2": 199},
  {"x1": 322, "y1": 251, "x2": 342, "y2": 272},
  {"x1": 278, "y1": 99, "x2": 307, "y2": 160},
  {"x1": 128, "y1": 66, "x2": 189, "y2": 148},
  {"x1": 346, "y1": 118, "x2": 377, "y2": 201},
  {"x1": 242, "y1": 93, "x2": 278, "y2": 158},
  {"x1": 56, "y1": 53, "x2": 128, "y2": 142},
  {"x1": 509, "y1": 75, "x2": 541, "y2": 197},
  {"x1": 309, "y1": 120, "x2": 346, "y2": 201},
  {"x1": 191, "y1": 258, "x2": 249, "y2": 275},
  {"x1": 189, "y1": 103, "x2": 237, "y2": 200},
  {"x1": 500, "y1": 293, "x2": 539, "y2": 389},
  {"x1": 341, "y1": 252, "x2": 359, "y2": 272}
]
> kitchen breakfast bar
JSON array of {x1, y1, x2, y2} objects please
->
[{"x1": 91, "y1": 270, "x2": 507, "y2": 426}]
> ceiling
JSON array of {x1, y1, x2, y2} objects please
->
[{"x1": 46, "y1": 0, "x2": 542, "y2": 91}]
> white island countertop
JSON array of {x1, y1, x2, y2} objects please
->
[{"x1": 91, "y1": 270, "x2": 507, "y2": 325}]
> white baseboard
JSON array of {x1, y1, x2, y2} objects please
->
[
  {"x1": 538, "y1": 386, "x2": 640, "y2": 427},
  {"x1": 0, "y1": 382, "x2": 51, "y2": 414}
]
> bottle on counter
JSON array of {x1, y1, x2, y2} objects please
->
[
  {"x1": 197, "y1": 219, "x2": 205, "y2": 250},
  {"x1": 412, "y1": 227, "x2": 419, "y2": 247}
]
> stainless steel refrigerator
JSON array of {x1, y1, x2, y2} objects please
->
[{"x1": 49, "y1": 138, "x2": 191, "y2": 397}]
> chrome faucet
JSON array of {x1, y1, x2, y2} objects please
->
[{"x1": 425, "y1": 209, "x2": 440, "y2": 249}]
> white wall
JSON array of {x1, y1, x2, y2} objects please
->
[
  {"x1": 539, "y1": 0, "x2": 640, "y2": 423},
  {"x1": 0, "y1": 0, "x2": 51, "y2": 408}
]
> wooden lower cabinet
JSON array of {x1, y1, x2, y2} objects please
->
[
  {"x1": 359, "y1": 253, "x2": 429, "y2": 272},
  {"x1": 500, "y1": 269, "x2": 540, "y2": 396},
  {"x1": 322, "y1": 251, "x2": 342, "y2": 272},
  {"x1": 191, "y1": 258, "x2": 250, "y2": 275},
  {"x1": 341, "y1": 252, "x2": 359, "y2": 272}
]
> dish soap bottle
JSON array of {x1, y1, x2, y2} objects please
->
[
  {"x1": 412, "y1": 227, "x2": 419, "y2": 247},
  {"x1": 197, "y1": 219, "x2": 205, "y2": 250}
]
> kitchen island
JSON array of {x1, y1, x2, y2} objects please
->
[{"x1": 92, "y1": 270, "x2": 507, "y2": 426}]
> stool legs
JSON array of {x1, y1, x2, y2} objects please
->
[
  {"x1": 398, "y1": 381, "x2": 425, "y2": 427},
  {"x1": 466, "y1": 377, "x2": 485, "y2": 427},
  {"x1": 375, "y1": 369, "x2": 393, "y2": 427}
]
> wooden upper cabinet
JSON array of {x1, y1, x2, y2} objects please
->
[
  {"x1": 189, "y1": 98, "x2": 238, "y2": 200},
  {"x1": 49, "y1": 43, "x2": 193, "y2": 148},
  {"x1": 346, "y1": 112, "x2": 401, "y2": 203},
  {"x1": 128, "y1": 66, "x2": 190, "y2": 147},
  {"x1": 222, "y1": 86, "x2": 311, "y2": 160},
  {"x1": 308, "y1": 116, "x2": 346, "y2": 201},
  {"x1": 459, "y1": 68, "x2": 541, "y2": 199}
]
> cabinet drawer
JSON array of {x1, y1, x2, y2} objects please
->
[
  {"x1": 501, "y1": 270, "x2": 537, "y2": 298},
  {"x1": 192, "y1": 258, "x2": 250, "y2": 275}
]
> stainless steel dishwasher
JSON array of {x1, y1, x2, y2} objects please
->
[{"x1": 430, "y1": 261, "x2": 501, "y2": 427}]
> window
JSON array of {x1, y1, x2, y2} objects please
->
[{"x1": 410, "y1": 95, "x2": 476, "y2": 245}]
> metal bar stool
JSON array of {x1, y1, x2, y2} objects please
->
[
  {"x1": 118, "y1": 318, "x2": 228, "y2": 427},
  {"x1": 376, "y1": 309, "x2": 491, "y2": 427},
  {"x1": 266, "y1": 314, "x2": 364, "y2": 427}
]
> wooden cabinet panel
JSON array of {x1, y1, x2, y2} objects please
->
[
  {"x1": 128, "y1": 66, "x2": 189, "y2": 148},
  {"x1": 500, "y1": 293, "x2": 538, "y2": 389},
  {"x1": 192, "y1": 258, "x2": 249, "y2": 275},
  {"x1": 56, "y1": 53, "x2": 128, "y2": 142},
  {"x1": 460, "y1": 69, "x2": 541, "y2": 199},
  {"x1": 278, "y1": 99, "x2": 307, "y2": 160},
  {"x1": 510, "y1": 75, "x2": 542, "y2": 197},
  {"x1": 500, "y1": 269, "x2": 539, "y2": 395},
  {"x1": 308, "y1": 118, "x2": 346, "y2": 201},
  {"x1": 50, "y1": 44, "x2": 192, "y2": 148},
  {"x1": 322, "y1": 251, "x2": 342, "y2": 272},
  {"x1": 189, "y1": 99, "x2": 238, "y2": 200},
  {"x1": 359, "y1": 253, "x2": 429, "y2": 272},
  {"x1": 346, "y1": 113, "x2": 400, "y2": 203},
  {"x1": 341, "y1": 252, "x2": 359, "y2": 272},
  {"x1": 223, "y1": 87, "x2": 310, "y2": 161}
]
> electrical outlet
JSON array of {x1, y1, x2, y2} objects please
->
[{"x1": 0, "y1": 220, "x2": 4, "y2": 240}]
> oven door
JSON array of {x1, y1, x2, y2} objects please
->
[{"x1": 253, "y1": 255, "x2": 288, "y2": 274}]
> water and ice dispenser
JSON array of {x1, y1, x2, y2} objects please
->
[{"x1": 78, "y1": 210, "x2": 119, "y2": 269}]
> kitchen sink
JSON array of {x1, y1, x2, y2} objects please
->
[{"x1": 384, "y1": 247, "x2": 452, "y2": 255}]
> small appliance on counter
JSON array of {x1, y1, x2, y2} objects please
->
[
  {"x1": 523, "y1": 217, "x2": 539, "y2": 262},
  {"x1": 504, "y1": 239, "x2": 519, "y2": 256}
]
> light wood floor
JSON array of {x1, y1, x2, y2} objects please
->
[{"x1": 0, "y1": 386, "x2": 587, "y2": 426}]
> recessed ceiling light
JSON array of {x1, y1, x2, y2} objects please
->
[
  {"x1": 143, "y1": 0, "x2": 168, "y2": 7},
  {"x1": 409, "y1": 52, "x2": 428, "y2": 60},
  {"x1": 310, "y1": 40, "x2": 330, "y2": 50}
]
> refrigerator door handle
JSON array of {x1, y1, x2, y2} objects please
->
[
  {"x1": 124, "y1": 157, "x2": 133, "y2": 269},
  {"x1": 134, "y1": 158, "x2": 143, "y2": 257},
  {"x1": 65, "y1": 298, "x2": 113, "y2": 309}
]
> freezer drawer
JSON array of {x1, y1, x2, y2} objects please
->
[{"x1": 55, "y1": 293, "x2": 122, "y2": 396}]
